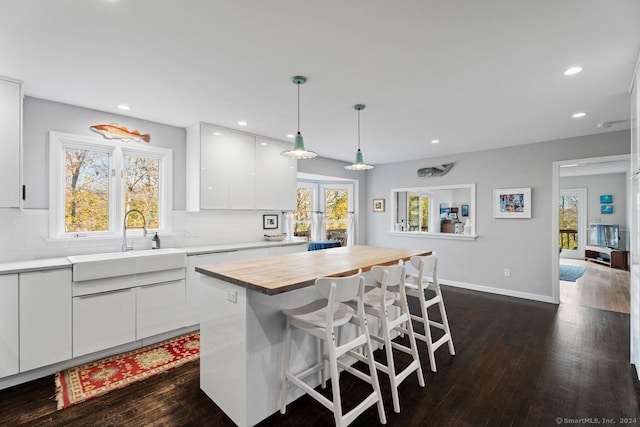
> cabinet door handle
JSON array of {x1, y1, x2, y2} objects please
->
[
  {"x1": 139, "y1": 280, "x2": 184, "y2": 289},
  {"x1": 76, "y1": 288, "x2": 133, "y2": 299}
]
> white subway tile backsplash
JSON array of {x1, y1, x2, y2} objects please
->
[{"x1": 0, "y1": 209, "x2": 282, "y2": 262}]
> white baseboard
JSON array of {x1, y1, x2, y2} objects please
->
[
  {"x1": 0, "y1": 324, "x2": 199, "y2": 391},
  {"x1": 440, "y1": 278, "x2": 556, "y2": 304}
]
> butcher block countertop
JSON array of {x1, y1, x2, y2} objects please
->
[{"x1": 195, "y1": 245, "x2": 431, "y2": 295}]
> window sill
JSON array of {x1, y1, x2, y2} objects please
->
[{"x1": 388, "y1": 231, "x2": 478, "y2": 241}]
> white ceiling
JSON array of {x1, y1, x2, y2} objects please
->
[{"x1": 1, "y1": 1, "x2": 639, "y2": 165}]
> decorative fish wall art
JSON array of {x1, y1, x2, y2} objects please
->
[
  {"x1": 417, "y1": 163, "x2": 454, "y2": 178},
  {"x1": 90, "y1": 123, "x2": 151, "y2": 143}
]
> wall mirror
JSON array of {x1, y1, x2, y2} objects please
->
[{"x1": 390, "y1": 183, "x2": 476, "y2": 237}]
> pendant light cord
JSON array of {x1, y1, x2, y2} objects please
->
[
  {"x1": 297, "y1": 83, "x2": 301, "y2": 133},
  {"x1": 357, "y1": 108, "x2": 361, "y2": 150}
]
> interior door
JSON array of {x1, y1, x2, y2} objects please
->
[{"x1": 559, "y1": 188, "x2": 587, "y2": 259}]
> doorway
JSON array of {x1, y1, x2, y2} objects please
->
[
  {"x1": 552, "y1": 154, "x2": 631, "y2": 312},
  {"x1": 559, "y1": 188, "x2": 587, "y2": 259}
]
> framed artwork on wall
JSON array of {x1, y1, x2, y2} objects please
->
[
  {"x1": 373, "y1": 199, "x2": 385, "y2": 212},
  {"x1": 601, "y1": 205, "x2": 614, "y2": 214},
  {"x1": 263, "y1": 214, "x2": 278, "y2": 229},
  {"x1": 461, "y1": 204, "x2": 469, "y2": 217},
  {"x1": 600, "y1": 195, "x2": 613, "y2": 204},
  {"x1": 493, "y1": 187, "x2": 531, "y2": 219}
]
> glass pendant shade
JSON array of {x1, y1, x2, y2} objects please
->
[
  {"x1": 281, "y1": 75, "x2": 317, "y2": 159},
  {"x1": 345, "y1": 104, "x2": 373, "y2": 170}
]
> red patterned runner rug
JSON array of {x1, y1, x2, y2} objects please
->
[{"x1": 55, "y1": 330, "x2": 199, "y2": 410}]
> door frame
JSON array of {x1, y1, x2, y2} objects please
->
[
  {"x1": 551, "y1": 153, "x2": 630, "y2": 304},
  {"x1": 559, "y1": 188, "x2": 587, "y2": 259}
]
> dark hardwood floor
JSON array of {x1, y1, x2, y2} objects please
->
[{"x1": 1, "y1": 286, "x2": 639, "y2": 426}]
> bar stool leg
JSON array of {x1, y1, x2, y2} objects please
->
[
  {"x1": 380, "y1": 309, "x2": 400, "y2": 413},
  {"x1": 326, "y1": 330, "x2": 344, "y2": 427},
  {"x1": 437, "y1": 290, "x2": 456, "y2": 356},
  {"x1": 280, "y1": 317, "x2": 293, "y2": 413},
  {"x1": 360, "y1": 315, "x2": 387, "y2": 425},
  {"x1": 402, "y1": 297, "x2": 425, "y2": 388},
  {"x1": 419, "y1": 293, "x2": 437, "y2": 373}
]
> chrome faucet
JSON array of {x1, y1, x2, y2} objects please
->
[{"x1": 122, "y1": 209, "x2": 148, "y2": 252}]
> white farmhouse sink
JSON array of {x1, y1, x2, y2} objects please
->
[{"x1": 68, "y1": 248, "x2": 186, "y2": 282}]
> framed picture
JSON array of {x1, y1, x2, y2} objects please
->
[
  {"x1": 461, "y1": 204, "x2": 469, "y2": 217},
  {"x1": 439, "y1": 203, "x2": 449, "y2": 219},
  {"x1": 493, "y1": 187, "x2": 531, "y2": 219},
  {"x1": 601, "y1": 205, "x2": 614, "y2": 214},
  {"x1": 600, "y1": 195, "x2": 613, "y2": 204},
  {"x1": 373, "y1": 199, "x2": 385, "y2": 212},
  {"x1": 263, "y1": 214, "x2": 278, "y2": 229},
  {"x1": 449, "y1": 212, "x2": 458, "y2": 220}
]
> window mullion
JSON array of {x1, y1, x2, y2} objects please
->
[{"x1": 112, "y1": 147, "x2": 124, "y2": 234}]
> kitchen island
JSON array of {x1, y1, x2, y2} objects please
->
[{"x1": 196, "y1": 245, "x2": 430, "y2": 426}]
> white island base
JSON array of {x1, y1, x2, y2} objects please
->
[{"x1": 200, "y1": 275, "x2": 325, "y2": 426}]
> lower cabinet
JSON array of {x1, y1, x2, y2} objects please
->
[
  {"x1": 20, "y1": 269, "x2": 72, "y2": 371},
  {"x1": 73, "y1": 288, "x2": 136, "y2": 357},
  {"x1": 0, "y1": 274, "x2": 18, "y2": 378},
  {"x1": 137, "y1": 280, "x2": 186, "y2": 339}
]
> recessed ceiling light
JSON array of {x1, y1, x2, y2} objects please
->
[
  {"x1": 117, "y1": 104, "x2": 130, "y2": 111},
  {"x1": 560, "y1": 164, "x2": 579, "y2": 168},
  {"x1": 213, "y1": 132, "x2": 222, "y2": 136},
  {"x1": 564, "y1": 66, "x2": 583, "y2": 76},
  {"x1": 572, "y1": 112, "x2": 587, "y2": 118},
  {"x1": 238, "y1": 121, "x2": 248, "y2": 126},
  {"x1": 260, "y1": 142, "x2": 268, "y2": 146},
  {"x1": 286, "y1": 134, "x2": 295, "y2": 138},
  {"x1": 431, "y1": 139, "x2": 440, "y2": 144}
]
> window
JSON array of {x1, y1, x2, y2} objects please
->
[
  {"x1": 408, "y1": 193, "x2": 429, "y2": 232},
  {"x1": 324, "y1": 188, "x2": 349, "y2": 232},
  {"x1": 294, "y1": 184, "x2": 314, "y2": 236},
  {"x1": 50, "y1": 132, "x2": 172, "y2": 239}
]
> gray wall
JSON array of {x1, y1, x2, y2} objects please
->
[
  {"x1": 23, "y1": 97, "x2": 187, "y2": 210},
  {"x1": 366, "y1": 130, "x2": 630, "y2": 301}
]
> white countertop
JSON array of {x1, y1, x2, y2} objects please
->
[{"x1": 0, "y1": 239, "x2": 308, "y2": 275}]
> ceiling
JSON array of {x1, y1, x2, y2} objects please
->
[{"x1": 1, "y1": 1, "x2": 639, "y2": 165}]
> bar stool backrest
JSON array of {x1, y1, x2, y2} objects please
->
[
  {"x1": 371, "y1": 262, "x2": 405, "y2": 292},
  {"x1": 315, "y1": 269, "x2": 363, "y2": 302},
  {"x1": 409, "y1": 252, "x2": 438, "y2": 286}
]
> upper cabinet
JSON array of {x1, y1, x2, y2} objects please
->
[
  {"x1": 186, "y1": 123, "x2": 297, "y2": 211},
  {"x1": 0, "y1": 77, "x2": 22, "y2": 208}
]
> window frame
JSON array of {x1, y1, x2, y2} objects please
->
[
  {"x1": 49, "y1": 131, "x2": 173, "y2": 240},
  {"x1": 320, "y1": 183, "x2": 354, "y2": 232}
]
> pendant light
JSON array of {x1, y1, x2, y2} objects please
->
[
  {"x1": 345, "y1": 104, "x2": 374, "y2": 170},
  {"x1": 281, "y1": 76, "x2": 317, "y2": 159}
]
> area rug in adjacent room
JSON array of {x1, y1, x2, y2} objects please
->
[
  {"x1": 55, "y1": 330, "x2": 199, "y2": 410},
  {"x1": 559, "y1": 263, "x2": 586, "y2": 282}
]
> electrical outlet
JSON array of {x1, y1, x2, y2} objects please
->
[
  {"x1": 227, "y1": 291, "x2": 237, "y2": 303},
  {"x1": 504, "y1": 268, "x2": 511, "y2": 277}
]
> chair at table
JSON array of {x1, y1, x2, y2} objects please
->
[
  {"x1": 404, "y1": 253, "x2": 455, "y2": 372},
  {"x1": 356, "y1": 262, "x2": 425, "y2": 413},
  {"x1": 279, "y1": 270, "x2": 387, "y2": 427}
]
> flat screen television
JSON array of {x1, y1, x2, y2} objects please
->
[{"x1": 588, "y1": 224, "x2": 619, "y2": 249}]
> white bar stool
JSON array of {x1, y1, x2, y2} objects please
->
[
  {"x1": 356, "y1": 262, "x2": 425, "y2": 413},
  {"x1": 404, "y1": 253, "x2": 455, "y2": 372},
  {"x1": 279, "y1": 270, "x2": 387, "y2": 427}
]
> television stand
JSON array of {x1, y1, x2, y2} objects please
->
[{"x1": 584, "y1": 245, "x2": 629, "y2": 270}]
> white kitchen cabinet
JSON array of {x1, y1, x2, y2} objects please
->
[
  {"x1": 255, "y1": 138, "x2": 297, "y2": 211},
  {"x1": 200, "y1": 124, "x2": 231, "y2": 209},
  {"x1": 186, "y1": 123, "x2": 297, "y2": 211},
  {"x1": 0, "y1": 274, "x2": 18, "y2": 378},
  {"x1": 0, "y1": 77, "x2": 22, "y2": 208},
  {"x1": 186, "y1": 250, "x2": 238, "y2": 326},
  {"x1": 136, "y1": 280, "x2": 186, "y2": 339},
  {"x1": 19, "y1": 269, "x2": 72, "y2": 371},
  {"x1": 73, "y1": 288, "x2": 136, "y2": 357},
  {"x1": 270, "y1": 243, "x2": 306, "y2": 256}
]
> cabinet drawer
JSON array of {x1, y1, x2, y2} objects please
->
[
  {"x1": 73, "y1": 288, "x2": 136, "y2": 357},
  {"x1": 137, "y1": 280, "x2": 186, "y2": 339}
]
